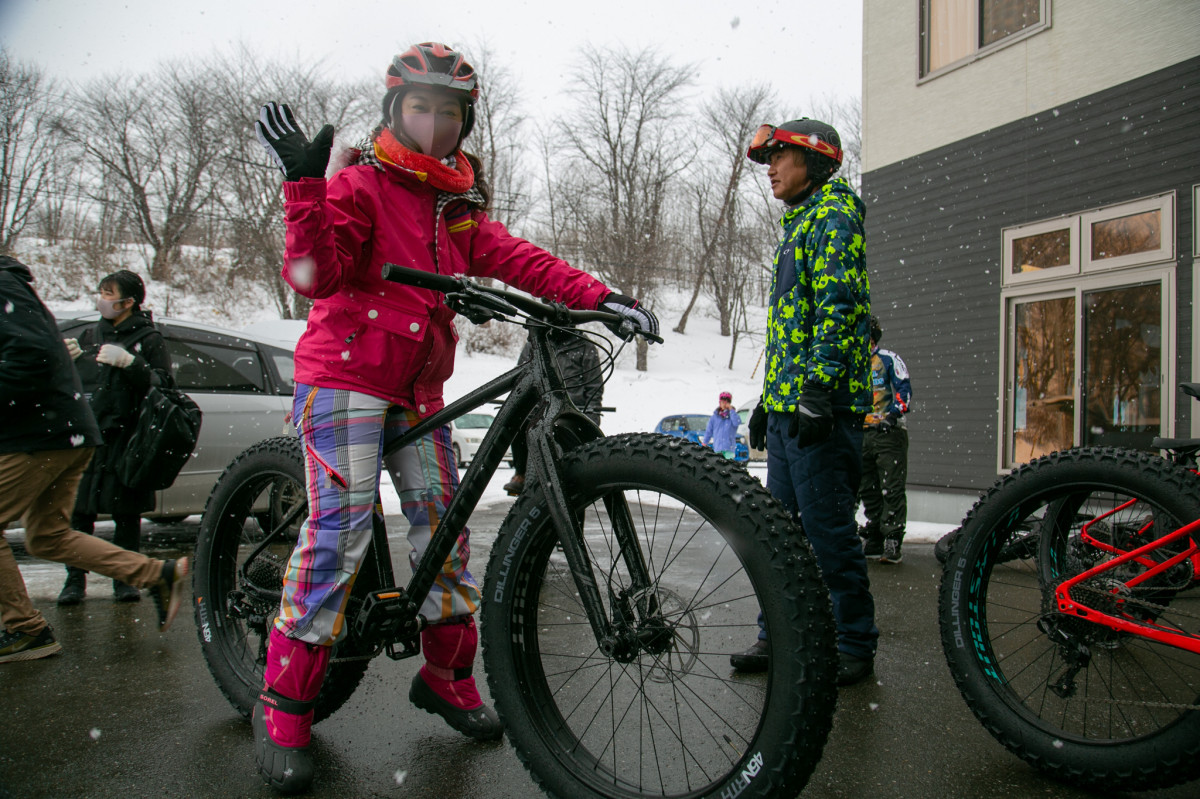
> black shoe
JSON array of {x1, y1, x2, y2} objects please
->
[
  {"x1": 57, "y1": 570, "x2": 86, "y2": 606},
  {"x1": 836, "y1": 652, "x2": 874, "y2": 686},
  {"x1": 934, "y1": 528, "x2": 960, "y2": 565},
  {"x1": 729, "y1": 639, "x2": 768, "y2": 672},
  {"x1": 880, "y1": 539, "x2": 903, "y2": 564},
  {"x1": 502, "y1": 474, "x2": 525, "y2": 496},
  {"x1": 0, "y1": 625, "x2": 62, "y2": 664},
  {"x1": 149, "y1": 558, "x2": 188, "y2": 632},
  {"x1": 253, "y1": 702, "x2": 314, "y2": 794},
  {"x1": 113, "y1": 580, "x2": 141, "y2": 603},
  {"x1": 862, "y1": 536, "x2": 884, "y2": 560},
  {"x1": 410, "y1": 672, "x2": 504, "y2": 741}
]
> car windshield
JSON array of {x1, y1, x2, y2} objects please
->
[{"x1": 458, "y1": 413, "x2": 494, "y2": 430}]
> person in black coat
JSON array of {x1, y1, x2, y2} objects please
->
[
  {"x1": 57, "y1": 270, "x2": 173, "y2": 605},
  {"x1": 0, "y1": 256, "x2": 188, "y2": 663},
  {"x1": 502, "y1": 329, "x2": 604, "y2": 495}
]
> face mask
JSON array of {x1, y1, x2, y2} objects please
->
[
  {"x1": 97, "y1": 297, "x2": 128, "y2": 320},
  {"x1": 400, "y1": 111, "x2": 463, "y2": 160}
]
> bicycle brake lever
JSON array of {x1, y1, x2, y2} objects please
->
[{"x1": 444, "y1": 286, "x2": 521, "y2": 324}]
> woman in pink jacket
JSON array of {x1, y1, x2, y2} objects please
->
[{"x1": 252, "y1": 42, "x2": 658, "y2": 793}]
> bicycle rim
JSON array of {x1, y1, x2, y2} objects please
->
[
  {"x1": 943, "y1": 448, "x2": 1200, "y2": 789},
  {"x1": 485, "y1": 435, "x2": 836, "y2": 799}
]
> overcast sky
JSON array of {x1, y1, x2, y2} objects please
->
[{"x1": 1, "y1": 0, "x2": 863, "y2": 126}]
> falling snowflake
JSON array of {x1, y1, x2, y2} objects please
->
[
  {"x1": 70, "y1": 434, "x2": 85, "y2": 448},
  {"x1": 868, "y1": 703, "x2": 879, "y2": 711},
  {"x1": 730, "y1": 16, "x2": 740, "y2": 29},
  {"x1": 341, "y1": 350, "x2": 351, "y2": 360},
  {"x1": 393, "y1": 770, "x2": 408, "y2": 785},
  {"x1": 89, "y1": 728, "x2": 102, "y2": 741},
  {"x1": 289, "y1": 257, "x2": 315, "y2": 289}
]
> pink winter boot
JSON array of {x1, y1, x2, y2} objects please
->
[
  {"x1": 409, "y1": 615, "x2": 504, "y2": 741},
  {"x1": 253, "y1": 627, "x2": 330, "y2": 794}
]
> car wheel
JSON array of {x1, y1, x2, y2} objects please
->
[
  {"x1": 151, "y1": 515, "x2": 188, "y2": 525},
  {"x1": 453, "y1": 442, "x2": 464, "y2": 468}
]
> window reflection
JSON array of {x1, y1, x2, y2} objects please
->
[
  {"x1": 1082, "y1": 283, "x2": 1161, "y2": 448},
  {"x1": 1012, "y1": 227, "x2": 1071, "y2": 274},
  {"x1": 1091, "y1": 210, "x2": 1161, "y2": 260},
  {"x1": 982, "y1": 0, "x2": 1041, "y2": 46},
  {"x1": 1011, "y1": 297, "x2": 1075, "y2": 463}
]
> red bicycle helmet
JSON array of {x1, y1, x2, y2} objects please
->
[{"x1": 384, "y1": 42, "x2": 479, "y2": 138}]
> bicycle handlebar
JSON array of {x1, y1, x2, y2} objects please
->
[{"x1": 381, "y1": 263, "x2": 662, "y2": 343}]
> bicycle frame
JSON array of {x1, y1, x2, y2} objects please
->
[
  {"x1": 1047, "y1": 439, "x2": 1200, "y2": 655},
  {"x1": 350, "y1": 265, "x2": 660, "y2": 660}
]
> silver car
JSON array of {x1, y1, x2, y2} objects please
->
[{"x1": 56, "y1": 313, "x2": 297, "y2": 520}]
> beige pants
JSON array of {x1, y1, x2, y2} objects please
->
[{"x1": 0, "y1": 448, "x2": 165, "y2": 635}]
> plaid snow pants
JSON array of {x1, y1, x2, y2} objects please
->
[{"x1": 276, "y1": 383, "x2": 479, "y2": 645}]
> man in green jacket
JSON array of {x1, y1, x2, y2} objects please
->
[{"x1": 735, "y1": 119, "x2": 879, "y2": 686}]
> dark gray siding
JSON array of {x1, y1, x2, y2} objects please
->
[{"x1": 862, "y1": 56, "x2": 1200, "y2": 491}]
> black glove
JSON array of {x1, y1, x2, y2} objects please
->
[
  {"x1": 600, "y1": 293, "x2": 660, "y2": 336},
  {"x1": 878, "y1": 411, "x2": 901, "y2": 433},
  {"x1": 255, "y1": 102, "x2": 335, "y2": 182},
  {"x1": 787, "y1": 382, "x2": 834, "y2": 447},
  {"x1": 748, "y1": 399, "x2": 768, "y2": 451}
]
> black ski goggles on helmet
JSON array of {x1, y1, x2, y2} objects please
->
[{"x1": 746, "y1": 124, "x2": 844, "y2": 165}]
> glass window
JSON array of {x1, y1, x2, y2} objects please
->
[
  {"x1": 1012, "y1": 227, "x2": 1071, "y2": 275},
  {"x1": 457, "y1": 413, "x2": 494, "y2": 429},
  {"x1": 170, "y1": 339, "x2": 267, "y2": 393},
  {"x1": 1010, "y1": 296, "x2": 1076, "y2": 464},
  {"x1": 981, "y1": 0, "x2": 1041, "y2": 46},
  {"x1": 1082, "y1": 283, "x2": 1161, "y2": 449},
  {"x1": 1090, "y1": 210, "x2": 1162, "y2": 261},
  {"x1": 922, "y1": 0, "x2": 1048, "y2": 77}
]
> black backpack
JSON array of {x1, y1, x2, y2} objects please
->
[{"x1": 113, "y1": 326, "x2": 203, "y2": 491}]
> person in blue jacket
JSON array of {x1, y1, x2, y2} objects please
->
[
  {"x1": 702, "y1": 391, "x2": 740, "y2": 458},
  {"x1": 859, "y1": 317, "x2": 913, "y2": 563}
]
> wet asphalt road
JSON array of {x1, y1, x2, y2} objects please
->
[{"x1": 2, "y1": 507, "x2": 1198, "y2": 799}]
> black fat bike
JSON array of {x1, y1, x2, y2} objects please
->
[
  {"x1": 939, "y1": 384, "x2": 1200, "y2": 792},
  {"x1": 193, "y1": 265, "x2": 838, "y2": 799}
]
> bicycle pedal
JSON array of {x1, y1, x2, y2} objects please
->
[{"x1": 354, "y1": 589, "x2": 422, "y2": 649}]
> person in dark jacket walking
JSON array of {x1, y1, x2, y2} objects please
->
[
  {"x1": 57, "y1": 270, "x2": 173, "y2": 605},
  {"x1": 503, "y1": 329, "x2": 605, "y2": 495},
  {"x1": 858, "y1": 317, "x2": 913, "y2": 564},
  {"x1": 0, "y1": 256, "x2": 188, "y2": 664},
  {"x1": 734, "y1": 119, "x2": 878, "y2": 687}
]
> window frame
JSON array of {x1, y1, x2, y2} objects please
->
[
  {"x1": 919, "y1": 0, "x2": 1052, "y2": 81},
  {"x1": 1001, "y1": 214, "x2": 1078, "y2": 286},
  {"x1": 997, "y1": 265, "x2": 1176, "y2": 472},
  {"x1": 1081, "y1": 192, "x2": 1175, "y2": 273}
]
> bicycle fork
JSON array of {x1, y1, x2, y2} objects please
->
[{"x1": 526, "y1": 396, "x2": 662, "y2": 663}]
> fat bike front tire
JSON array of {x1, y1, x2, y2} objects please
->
[
  {"x1": 193, "y1": 436, "x2": 370, "y2": 723},
  {"x1": 482, "y1": 434, "x2": 838, "y2": 799},
  {"x1": 939, "y1": 447, "x2": 1200, "y2": 791}
]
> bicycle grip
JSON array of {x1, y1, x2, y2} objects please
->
[{"x1": 381, "y1": 263, "x2": 459, "y2": 293}]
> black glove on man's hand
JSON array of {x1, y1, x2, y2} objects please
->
[
  {"x1": 787, "y1": 381, "x2": 834, "y2": 447},
  {"x1": 879, "y1": 411, "x2": 901, "y2": 433},
  {"x1": 748, "y1": 399, "x2": 768, "y2": 451},
  {"x1": 255, "y1": 102, "x2": 335, "y2": 182},
  {"x1": 600, "y1": 293, "x2": 660, "y2": 336}
]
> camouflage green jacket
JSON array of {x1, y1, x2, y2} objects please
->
[{"x1": 762, "y1": 176, "x2": 872, "y2": 415}]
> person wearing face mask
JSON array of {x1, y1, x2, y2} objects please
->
[
  {"x1": 55, "y1": 269, "x2": 173, "y2": 606},
  {"x1": 702, "y1": 391, "x2": 740, "y2": 459},
  {"x1": 251, "y1": 42, "x2": 659, "y2": 794}
]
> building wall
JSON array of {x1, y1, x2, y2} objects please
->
[
  {"x1": 862, "y1": 0, "x2": 1200, "y2": 171},
  {"x1": 861, "y1": 56, "x2": 1199, "y2": 494}
]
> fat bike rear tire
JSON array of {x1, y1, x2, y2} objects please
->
[
  {"x1": 939, "y1": 447, "x2": 1200, "y2": 791},
  {"x1": 193, "y1": 436, "x2": 370, "y2": 723},
  {"x1": 482, "y1": 434, "x2": 838, "y2": 799}
]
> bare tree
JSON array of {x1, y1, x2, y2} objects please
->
[
  {"x1": 68, "y1": 63, "x2": 227, "y2": 281},
  {"x1": 208, "y1": 46, "x2": 374, "y2": 318},
  {"x1": 0, "y1": 51, "x2": 60, "y2": 254},
  {"x1": 675, "y1": 85, "x2": 774, "y2": 336},
  {"x1": 461, "y1": 40, "x2": 532, "y2": 232},
  {"x1": 549, "y1": 45, "x2": 694, "y2": 370}
]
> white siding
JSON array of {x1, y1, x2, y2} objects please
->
[{"x1": 863, "y1": 0, "x2": 1200, "y2": 171}]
